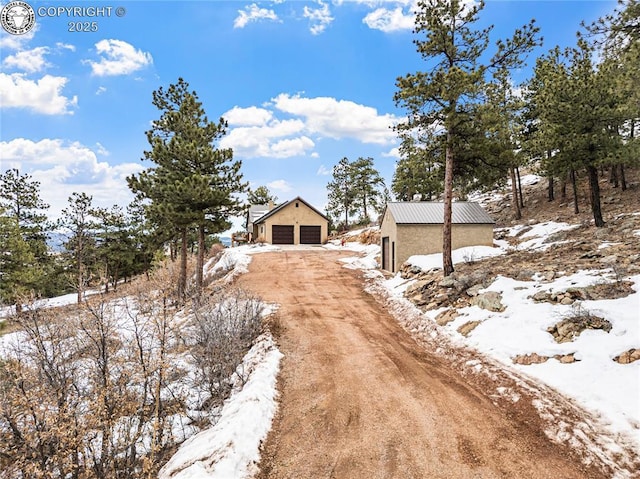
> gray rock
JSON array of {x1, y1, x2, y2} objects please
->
[
  {"x1": 465, "y1": 284, "x2": 484, "y2": 297},
  {"x1": 471, "y1": 291, "x2": 505, "y2": 312}
]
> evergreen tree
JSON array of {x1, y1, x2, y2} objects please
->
[
  {"x1": 92, "y1": 205, "x2": 136, "y2": 292},
  {"x1": 327, "y1": 157, "x2": 357, "y2": 230},
  {"x1": 351, "y1": 157, "x2": 385, "y2": 223},
  {"x1": 0, "y1": 213, "x2": 43, "y2": 311},
  {"x1": 394, "y1": 0, "x2": 540, "y2": 275},
  {"x1": 0, "y1": 169, "x2": 51, "y2": 309},
  {"x1": 59, "y1": 193, "x2": 98, "y2": 303},
  {"x1": 128, "y1": 78, "x2": 246, "y2": 300},
  {"x1": 392, "y1": 134, "x2": 443, "y2": 201},
  {"x1": 247, "y1": 186, "x2": 278, "y2": 205}
]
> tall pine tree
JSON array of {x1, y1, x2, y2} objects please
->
[
  {"x1": 128, "y1": 78, "x2": 245, "y2": 300},
  {"x1": 394, "y1": 0, "x2": 539, "y2": 276}
]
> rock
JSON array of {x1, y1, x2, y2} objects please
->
[
  {"x1": 548, "y1": 314, "x2": 612, "y2": 343},
  {"x1": 532, "y1": 291, "x2": 549, "y2": 302},
  {"x1": 457, "y1": 320, "x2": 481, "y2": 337},
  {"x1": 557, "y1": 353, "x2": 577, "y2": 364},
  {"x1": 471, "y1": 292, "x2": 505, "y2": 312},
  {"x1": 513, "y1": 353, "x2": 549, "y2": 365},
  {"x1": 435, "y1": 309, "x2": 459, "y2": 326},
  {"x1": 560, "y1": 297, "x2": 574, "y2": 305},
  {"x1": 439, "y1": 277, "x2": 457, "y2": 288},
  {"x1": 615, "y1": 348, "x2": 640, "y2": 364},
  {"x1": 465, "y1": 284, "x2": 484, "y2": 297},
  {"x1": 544, "y1": 271, "x2": 555, "y2": 281},
  {"x1": 599, "y1": 255, "x2": 618, "y2": 264},
  {"x1": 405, "y1": 279, "x2": 434, "y2": 297},
  {"x1": 516, "y1": 270, "x2": 535, "y2": 281}
]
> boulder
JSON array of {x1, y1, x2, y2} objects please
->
[
  {"x1": 471, "y1": 291, "x2": 505, "y2": 312},
  {"x1": 465, "y1": 284, "x2": 484, "y2": 297}
]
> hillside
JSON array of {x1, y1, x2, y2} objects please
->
[{"x1": 363, "y1": 168, "x2": 640, "y2": 476}]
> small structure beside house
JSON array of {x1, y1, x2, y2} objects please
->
[
  {"x1": 246, "y1": 204, "x2": 271, "y2": 243},
  {"x1": 248, "y1": 196, "x2": 328, "y2": 245},
  {"x1": 380, "y1": 202, "x2": 494, "y2": 273}
]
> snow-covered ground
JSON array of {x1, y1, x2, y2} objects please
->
[
  {"x1": 339, "y1": 221, "x2": 640, "y2": 455},
  {"x1": 0, "y1": 245, "x2": 284, "y2": 479},
  {"x1": 158, "y1": 333, "x2": 282, "y2": 479}
]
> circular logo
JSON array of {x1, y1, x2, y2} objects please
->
[{"x1": 1, "y1": 1, "x2": 36, "y2": 35}]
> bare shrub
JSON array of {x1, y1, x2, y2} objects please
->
[{"x1": 189, "y1": 289, "x2": 263, "y2": 409}]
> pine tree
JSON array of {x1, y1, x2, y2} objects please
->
[
  {"x1": 0, "y1": 169, "x2": 51, "y2": 310},
  {"x1": 59, "y1": 192, "x2": 98, "y2": 303},
  {"x1": 247, "y1": 186, "x2": 278, "y2": 205},
  {"x1": 394, "y1": 0, "x2": 540, "y2": 275},
  {"x1": 128, "y1": 78, "x2": 246, "y2": 300},
  {"x1": 351, "y1": 157, "x2": 385, "y2": 223},
  {"x1": 327, "y1": 157, "x2": 357, "y2": 230}
]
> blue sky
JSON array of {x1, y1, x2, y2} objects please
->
[{"x1": 0, "y1": 0, "x2": 615, "y2": 233}]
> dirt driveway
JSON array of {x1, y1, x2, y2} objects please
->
[{"x1": 240, "y1": 250, "x2": 608, "y2": 479}]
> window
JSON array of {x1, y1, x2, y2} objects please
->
[{"x1": 295, "y1": 202, "x2": 299, "y2": 207}]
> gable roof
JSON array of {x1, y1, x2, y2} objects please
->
[
  {"x1": 254, "y1": 196, "x2": 328, "y2": 224},
  {"x1": 384, "y1": 202, "x2": 494, "y2": 225},
  {"x1": 246, "y1": 204, "x2": 270, "y2": 227}
]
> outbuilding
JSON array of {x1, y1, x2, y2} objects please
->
[
  {"x1": 380, "y1": 202, "x2": 495, "y2": 272},
  {"x1": 252, "y1": 196, "x2": 329, "y2": 245}
]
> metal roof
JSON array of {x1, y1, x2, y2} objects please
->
[{"x1": 385, "y1": 202, "x2": 494, "y2": 224}]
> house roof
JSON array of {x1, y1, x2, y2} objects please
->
[
  {"x1": 384, "y1": 201, "x2": 494, "y2": 225},
  {"x1": 246, "y1": 204, "x2": 270, "y2": 227},
  {"x1": 254, "y1": 196, "x2": 328, "y2": 224}
]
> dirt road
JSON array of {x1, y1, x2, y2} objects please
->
[{"x1": 240, "y1": 250, "x2": 607, "y2": 479}]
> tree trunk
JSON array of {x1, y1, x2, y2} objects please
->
[
  {"x1": 178, "y1": 228, "x2": 187, "y2": 302},
  {"x1": 609, "y1": 166, "x2": 619, "y2": 187},
  {"x1": 516, "y1": 166, "x2": 524, "y2": 208},
  {"x1": 570, "y1": 169, "x2": 579, "y2": 214},
  {"x1": 587, "y1": 165, "x2": 605, "y2": 227},
  {"x1": 510, "y1": 167, "x2": 521, "y2": 220},
  {"x1": 547, "y1": 175, "x2": 554, "y2": 201},
  {"x1": 560, "y1": 173, "x2": 567, "y2": 200},
  {"x1": 77, "y1": 244, "x2": 83, "y2": 304},
  {"x1": 196, "y1": 223, "x2": 204, "y2": 293},
  {"x1": 619, "y1": 164, "x2": 627, "y2": 191},
  {"x1": 443, "y1": 137, "x2": 454, "y2": 277}
]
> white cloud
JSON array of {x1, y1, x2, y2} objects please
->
[
  {"x1": 0, "y1": 138, "x2": 143, "y2": 219},
  {"x1": 267, "y1": 179, "x2": 292, "y2": 192},
  {"x1": 0, "y1": 73, "x2": 78, "y2": 115},
  {"x1": 220, "y1": 118, "x2": 314, "y2": 158},
  {"x1": 96, "y1": 86, "x2": 107, "y2": 95},
  {"x1": 363, "y1": 6, "x2": 415, "y2": 32},
  {"x1": 270, "y1": 136, "x2": 315, "y2": 157},
  {"x1": 272, "y1": 93, "x2": 399, "y2": 144},
  {"x1": 55, "y1": 42, "x2": 75, "y2": 52},
  {"x1": 223, "y1": 105, "x2": 273, "y2": 126},
  {"x1": 3, "y1": 46, "x2": 50, "y2": 73},
  {"x1": 382, "y1": 147, "x2": 401, "y2": 158},
  {"x1": 304, "y1": 0, "x2": 334, "y2": 35},
  {"x1": 310, "y1": 152, "x2": 319, "y2": 158},
  {"x1": 234, "y1": 3, "x2": 279, "y2": 29},
  {"x1": 95, "y1": 142, "x2": 109, "y2": 156},
  {"x1": 87, "y1": 39, "x2": 153, "y2": 76},
  {"x1": 0, "y1": 26, "x2": 36, "y2": 50},
  {"x1": 316, "y1": 164, "x2": 332, "y2": 175}
]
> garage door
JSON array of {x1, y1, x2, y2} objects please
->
[
  {"x1": 272, "y1": 225, "x2": 294, "y2": 244},
  {"x1": 300, "y1": 225, "x2": 321, "y2": 244}
]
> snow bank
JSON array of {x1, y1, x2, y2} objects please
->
[
  {"x1": 204, "y1": 244, "x2": 281, "y2": 282},
  {"x1": 158, "y1": 333, "x2": 283, "y2": 479},
  {"x1": 407, "y1": 245, "x2": 505, "y2": 271}
]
